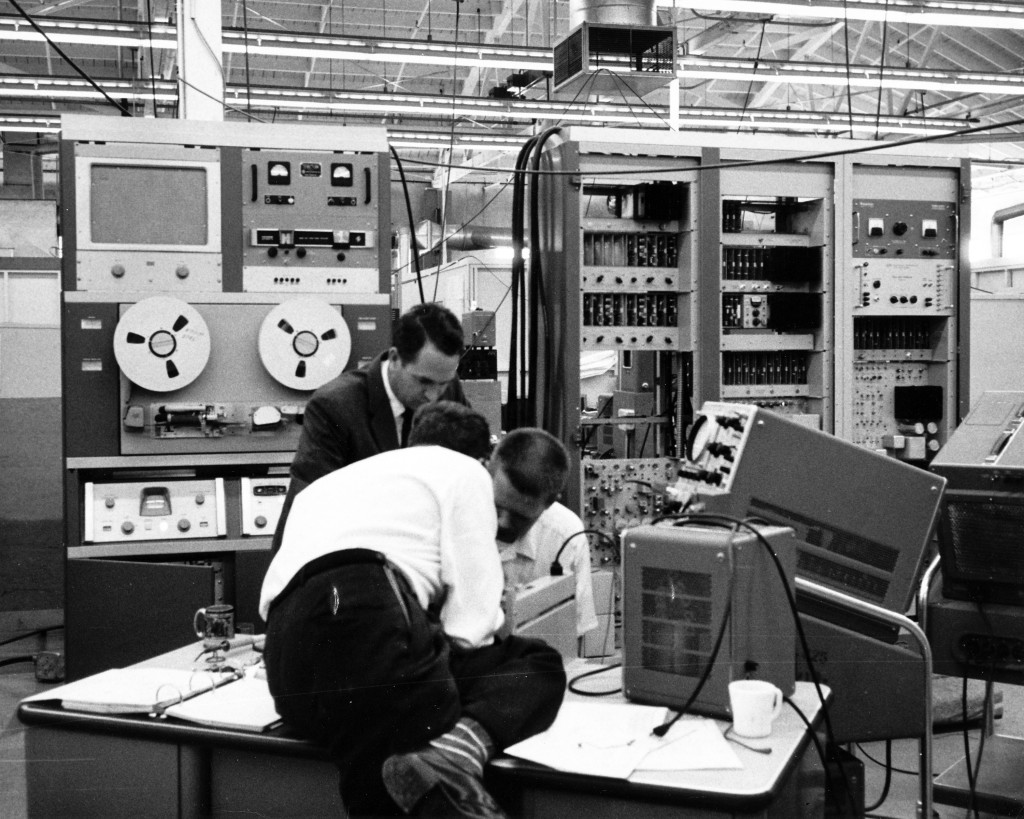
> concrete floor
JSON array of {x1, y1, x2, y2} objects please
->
[{"x1": 2, "y1": 655, "x2": 1021, "y2": 818}]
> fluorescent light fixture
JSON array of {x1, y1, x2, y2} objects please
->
[
  {"x1": 0, "y1": 15, "x2": 176, "y2": 48},
  {"x1": 3, "y1": 76, "x2": 969, "y2": 140},
  {"x1": 0, "y1": 76, "x2": 177, "y2": 103},
  {"x1": 0, "y1": 113, "x2": 60, "y2": 132},
  {"x1": 221, "y1": 30, "x2": 550, "y2": 71},
  {"x1": 0, "y1": 14, "x2": 549, "y2": 70},
  {"x1": 233, "y1": 86, "x2": 968, "y2": 135},
  {"x1": 660, "y1": 0, "x2": 1024, "y2": 30},
  {"x1": 680, "y1": 56, "x2": 1024, "y2": 96},
  {"x1": 387, "y1": 131, "x2": 530, "y2": 152}
]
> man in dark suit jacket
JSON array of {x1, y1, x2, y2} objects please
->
[{"x1": 272, "y1": 303, "x2": 468, "y2": 552}]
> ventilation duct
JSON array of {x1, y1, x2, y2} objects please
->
[
  {"x1": 554, "y1": 0, "x2": 676, "y2": 98},
  {"x1": 569, "y1": 0, "x2": 657, "y2": 27}
]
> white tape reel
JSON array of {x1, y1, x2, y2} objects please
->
[
  {"x1": 258, "y1": 298, "x2": 351, "y2": 390},
  {"x1": 113, "y1": 297, "x2": 211, "y2": 392}
]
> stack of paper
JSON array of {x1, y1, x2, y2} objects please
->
[{"x1": 503, "y1": 701, "x2": 742, "y2": 779}]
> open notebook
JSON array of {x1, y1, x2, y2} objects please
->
[
  {"x1": 163, "y1": 675, "x2": 281, "y2": 732},
  {"x1": 23, "y1": 667, "x2": 239, "y2": 715}
]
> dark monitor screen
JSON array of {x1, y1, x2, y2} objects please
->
[{"x1": 90, "y1": 164, "x2": 209, "y2": 246}]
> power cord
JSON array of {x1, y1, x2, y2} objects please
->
[{"x1": 568, "y1": 662, "x2": 622, "y2": 697}]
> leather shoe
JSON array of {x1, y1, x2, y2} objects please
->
[{"x1": 382, "y1": 748, "x2": 507, "y2": 818}]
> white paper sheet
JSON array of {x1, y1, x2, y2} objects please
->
[
  {"x1": 503, "y1": 702, "x2": 669, "y2": 778},
  {"x1": 636, "y1": 717, "x2": 743, "y2": 771},
  {"x1": 504, "y1": 703, "x2": 745, "y2": 779}
]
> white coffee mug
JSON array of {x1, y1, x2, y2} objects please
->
[{"x1": 728, "y1": 680, "x2": 783, "y2": 738}]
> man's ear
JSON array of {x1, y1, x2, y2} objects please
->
[{"x1": 387, "y1": 346, "x2": 400, "y2": 365}]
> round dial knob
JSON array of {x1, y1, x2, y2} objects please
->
[
  {"x1": 178, "y1": 519, "x2": 191, "y2": 532},
  {"x1": 121, "y1": 521, "x2": 135, "y2": 535}
]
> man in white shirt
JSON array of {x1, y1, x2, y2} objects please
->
[
  {"x1": 490, "y1": 432, "x2": 598, "y2": 639},
  {"x1": 499, "y1": 502, "x2": 599, "y2": 638},
  {"x1": 261, "y1": 403, "x2": 566, "y2": 819}
]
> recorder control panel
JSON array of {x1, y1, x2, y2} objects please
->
[{"x1": 83, "y1": 478, "x2": 227, "y2": 544}]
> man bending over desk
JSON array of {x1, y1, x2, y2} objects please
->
[{"x1": 259, "y1": 402, "x2": 566, "y2": 818}]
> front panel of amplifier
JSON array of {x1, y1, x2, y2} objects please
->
[
  {"x1": 241, "y1": 149, "x2": 386, "y2": 294},
  {"x1": 84, "y1": 478, "x2": 227, "y2": 543}
]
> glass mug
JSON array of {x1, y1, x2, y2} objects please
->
[{"x1": 194, "y1": 604, "x2": 235, "y2": 649}]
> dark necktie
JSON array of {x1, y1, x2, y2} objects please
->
[{"x1": 400, "y1": 409, "x2": 413, "y2": 447}]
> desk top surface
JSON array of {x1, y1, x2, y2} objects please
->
[
  {"x1": 16, "y1": 637, "x2": 317, "y2": 754},
  {"x1": 20, "y1": 640, "x2": 830, "y2": 806},
  {"x1": 490, "y1": 658, "x2": 830, "y2": 807}
]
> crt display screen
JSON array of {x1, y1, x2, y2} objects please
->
[{"x1": 90, "y1": 164, "x2": 209, "y2": 246}]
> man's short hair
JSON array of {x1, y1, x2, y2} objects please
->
[
  {"x1": 393, "y1": 303, "x2": 464, "y2": 362},
  {"x1": 492, "y1": 428, "x2": 569, "y2": 505},
  {"x1": 409, "y1": 401, "x2": 492, "y2": 460}
]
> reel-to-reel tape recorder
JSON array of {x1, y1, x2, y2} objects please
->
[{"x1": 65, "y1": 292, "x2": 389, "y2": 460}]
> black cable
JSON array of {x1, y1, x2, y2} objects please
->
[
  {"x1": 144, "y1": 0, "x2": 159, "y2": 116},
  {"x1": 526, "y1": 126, "x2": 562, "y2": 430},
  {"x1": 241, "y1": 0, "x2": 253, "y2": 119},
  {"x1": 389, "y1": 144, "x2": 425, "y2": 304},
  {"x1": 399, "y1": 110, "x2": 1024, "y2": 180},
  {"x1": 856, "y1": 741, "x2": 917, "y2": 777},
  {"x1": 862, "y1": 740, "x2": 894, "y2": 812},
  {"x1": 0, "y1": 624, "x2": 63, "y2": 649},
  {"x1": 506, "y1": 135, "x2": 538, "y2": 431},
  {"x1": 551, "y1": 528, "x2": 618, "y2": 576},
  {"x1": 567, "y1": 662, "x2": 622, "y2": 697},
  {"x1": 841, "y1": 0, "x2": 856, "y2": 136},
  {"x1": 650, "y1": 520, "x2": 740, "y2": 738},
  {"x1": 653, "y1": 511, "x2": 854, "y2": 811},
  {"x1": 738, "y1": 20, "x2": 768, "y2": 128},
  {"x1": 739, "y1": 516, "x2": 859, "y2": 812},
  {"x1": 433, "y1": 0, "x2": 466, "y2": 305},
  {"x1": 961, "y1": 675, "x2": 982, "y2": 819},
  {"x1": 783, "y1": 696, "x2": 831, "y2": 787},
  {"x1": 873, "y1": 0, "x2": 891, "y2": 140},
  {"x1": 6, "y1": 0, "x2": 132, "y2": 116},
  {"x1": 0, "y1": 655, "x2": 35, "y2": 669}
]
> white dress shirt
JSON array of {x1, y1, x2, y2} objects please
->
[
  {"x1": 260, "y1": 445, "x2": 504, "y2": 649},
  {"x1": 499, "y1": 502, "x2": 599, "y2": 636}
]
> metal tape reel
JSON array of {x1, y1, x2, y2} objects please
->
[
  {"x1": 113, "y1": 297, "x2": 212, "y2": 392},
  {"x1": 258, "y1": 298, "x2": 351, "y2": 390}
]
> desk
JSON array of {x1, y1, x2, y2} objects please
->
[
  {"x1": 18, "y1": 639, "x2": 344, "y2": 818},
  {"x1": 20, "y1": 646, "x2": 828, "y2": 818},
  {"x1": 488, "y1": 661, "x2": 830, "y2": 818}
]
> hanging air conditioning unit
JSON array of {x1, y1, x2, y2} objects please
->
[{"x1": 552, "y1": 22, "x2": 677, "y2": 98}]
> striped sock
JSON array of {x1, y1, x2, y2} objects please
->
[
  {"x1": 381, "y1": 716, "x2": 499, "y2": 813},
  {"x1": 427, "y1": 717, "x2": 494, "y2": 778}
]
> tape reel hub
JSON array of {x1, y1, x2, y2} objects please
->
[
  {"x1": 149, "y1": 330, "x2": 177, "y2": 358},
  {"x1": 293, "y1": 330, "x2": 319, "y2": 358}
]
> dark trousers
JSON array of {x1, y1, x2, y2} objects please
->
[{"x1": 264, "y1": 555, "x2": 566, "y2": 816}]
